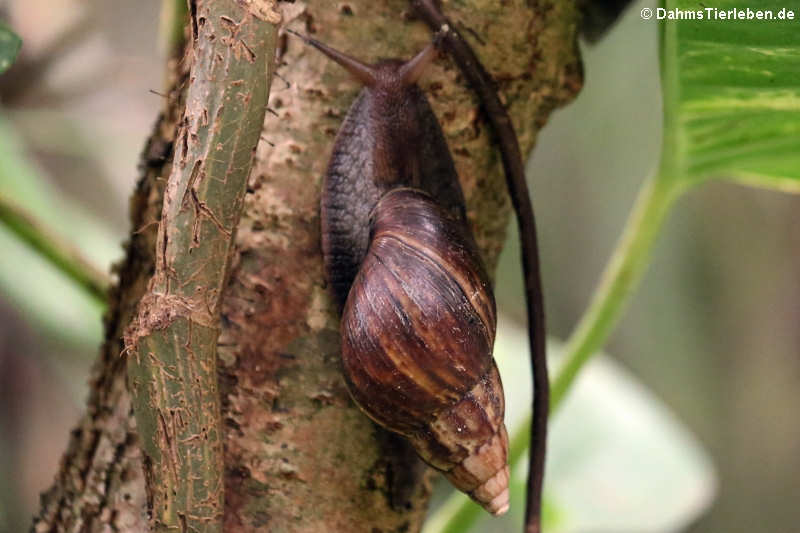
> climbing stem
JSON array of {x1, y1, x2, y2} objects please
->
[
  {"x1": 550, "y1": 174, "x2": 684, "y2": 411},
  {"x1": 124, "y1": 2, "x2": 279, "y2": 532}
]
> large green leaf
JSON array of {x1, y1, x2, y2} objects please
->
[
  {"x1": 552, "y1": 0, "x2": 800, "y2": 433},
  {"x1": 661, "y1": 0, "x2": 800, "y2": 189},
  {"x1": 0, "y1": 21, "x2": 21, "y2": 74}
]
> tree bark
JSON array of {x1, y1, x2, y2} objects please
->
[{"x1": 33, "y1": 1, "x2": 582, "y2": 532}]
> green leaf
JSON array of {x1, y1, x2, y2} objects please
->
[
  {"x1": 424, "y1": 319, "x2": 715, "y2": 533},
  {"x1": 0, "y1": 21, "x2": 22, "y2": 74},
  {"x1": 661, "y1": 0, "x2": 800, "y2": 190},
  {"x1": 553, "y1": 0, "x2": 800, "y2": 431}
]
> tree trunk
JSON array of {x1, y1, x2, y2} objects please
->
[{"x1": 33, "y1": 1, "x2": 582, "y2": 532}]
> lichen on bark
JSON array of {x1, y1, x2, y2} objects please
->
[{"x1": 33, "y1": 2, "x2": 582, "y2": 532}]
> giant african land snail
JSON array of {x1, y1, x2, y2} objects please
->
[{"x1": 291, "y1": 31, "x2": 511, "y2": 515}]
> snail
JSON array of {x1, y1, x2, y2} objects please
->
[{"x1": 290, "y1": 31, "x2": 510, "y2": 515}]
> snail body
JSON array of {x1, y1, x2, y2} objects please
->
[{"x1": 296, "y1": 32, "x2": 510, "y2": 515}]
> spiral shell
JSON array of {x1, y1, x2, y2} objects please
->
[{"x1": 340, "y1": 188, "x2": 509, "y2": 515}]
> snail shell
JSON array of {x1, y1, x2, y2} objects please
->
[
  {"x1": 340, "y1": 189, "x2": 509, "y2": 515},
  {"x1": 296, "y1": 31, "x2": 511, "y2": 514}
]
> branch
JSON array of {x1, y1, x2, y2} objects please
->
[
  {"x1": 124, "y1": 1, "x2": 280, "y2": 532},
  {"x1": 0, "y1": 193, "x2": 109, "y2": 304},
  {"x1": 410, "y1": 2, "x2": 549, "y2": 531}
]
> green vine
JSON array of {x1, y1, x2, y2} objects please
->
[{"x1": 550, "y1": 175, "x2": 684, "y2": 409}]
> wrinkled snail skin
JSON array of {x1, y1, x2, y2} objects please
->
[
  {"x1": 299, "y1": 32, "x2": 511, "y2": 515},
  {"x1": 316, "y1": 40, "x2": 469, "y2": 308}
]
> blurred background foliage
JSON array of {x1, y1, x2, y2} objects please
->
[{"x1": 0, "y1": 1, "x2": 798, "y2": 532}]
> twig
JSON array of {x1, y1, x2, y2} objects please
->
[
  {"x1": 410, "y1": 2, "x2": 549, "y2": 532},
  {"x1": 0, "y1": 193, "x2": 109, "y2": 304}
]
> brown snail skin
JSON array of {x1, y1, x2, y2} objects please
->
[{"x1": 293, "y1": 31, "x2": 510, "y2": 515}]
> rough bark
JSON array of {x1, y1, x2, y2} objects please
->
[{"x1": 33, "y1": 1, "x2": 582, "y2": 532}]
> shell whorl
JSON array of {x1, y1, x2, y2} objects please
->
[{"x1": 340, "y1": 188, "x2": 509, "y2": 514}]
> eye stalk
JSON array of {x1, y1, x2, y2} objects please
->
[
  {"x1": 286, "y1": 29, "x2": 439, "y2": 89},
  {"x1": 286, "y1": 29, "x2": 378, "y2": 87}
]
